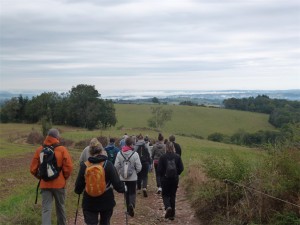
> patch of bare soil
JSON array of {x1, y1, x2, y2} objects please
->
[{"x1": 68, "y1": 173, "x2": 201, "y2": 225}]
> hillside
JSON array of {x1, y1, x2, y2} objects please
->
[{"x1": 115, "y1": 104, "x2": 275, "y2": 138}]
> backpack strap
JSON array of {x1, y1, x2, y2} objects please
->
[{"x1": 127, "y1": 151, "x2": 136, "y2": 161}]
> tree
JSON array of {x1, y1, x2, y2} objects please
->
[
  {"x1": 24, "y1": 92, "x2": 62, "y2": 123},
  {"x1": 152, "y1": 97, "x2": 160, "y2": 104},
  {"x1": 66, "y1": 84, "x2": 101, "y2": 127},
  {"x1": 147, "y1": 106, "x2": 173, "y2": 129},
  {"x1": 65, "y1": 84, "x2": 117, "y2": 129}
]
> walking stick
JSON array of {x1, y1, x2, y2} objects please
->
[
  {"x1": 74, "y1": 194, "x2": 80, "y2": 225},
  {"x1": 124, "y1": 182, "x2": 128, "y2": 225}
]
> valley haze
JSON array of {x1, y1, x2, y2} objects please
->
[{"x1": 0, "y1": 89, "x2": 299, "y2": 106}]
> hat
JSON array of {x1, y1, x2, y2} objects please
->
[
  {"x1": 48, "y1": 128, "x2": 60, "y2": 139},
  {"x1": 89, "y1": 138, "x2": 100, "y2": 147}
]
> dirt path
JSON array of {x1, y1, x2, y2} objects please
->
[{"x1": 68, "y1": 173, "x2": 201, "y2": 225}]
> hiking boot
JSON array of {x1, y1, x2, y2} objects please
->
[
  {"x1": 165, "y1": 207, "x2": 172, "y2": 219},
  {"x1": 128, "y1": 204, "x2": 134, "y2": 217},
  {"x1": 156, "y1": 187, "x2": 162, "y2": 194},
  {"x1": 169, "y1": 216, "x2": 175, "y2": 220},
  {"x1": 142, "y1": 188, "x2": 148, "y2": 197}
]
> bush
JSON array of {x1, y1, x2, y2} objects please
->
[
  {"x1": 208, "y1": 132, "x2": 225, "y2": 142},
  {"x1": 27, "y1": 130, "x2": 44, "y2": 145}
]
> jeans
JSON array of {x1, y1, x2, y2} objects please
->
[
  {"x1": 83, "y1": 209, "x2": 113, "y2": 225},
  {"x1": 41, "y1": 188, "x2": 66, "y2": 225}
]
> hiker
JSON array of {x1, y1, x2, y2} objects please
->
[
  {"x1": 158, "y1": 141, "x2": 184, "y2": 221},
  {"x1": 151, "y1": 133, "x2": 166, "y2": 194},
  {"x1": 114, "y1": 137, "x2": 142, "y2": 217},
  {"x1": 30, "y1": 128, "x2": 73, "y2": 225},
  {"x1": 104, "y1": 138, "x2": 120, "y2": 165},
  {"x1": 119, "y1": 133, "x2": 128, "y2": 149},
  {"x1": 169, "y1": 135, "x2": 182, "y2": 156},
  {"x1": 144, "y1": 135, "x2": 153, "y2": 172},
  {"x1": 74, "y1": 145, "x2": 126, "y2": 225},
  {"x1": 79, "y1": 138, "x2": 107, "y2": 163},
  {"x1": 134, "y1": 134, "x2": 151, "y2": 197}
]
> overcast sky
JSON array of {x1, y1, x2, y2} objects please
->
[{"x1": 0, "y1": 0, "x2": 299, "y2": 94}]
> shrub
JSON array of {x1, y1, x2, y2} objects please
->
[{"x1": 208, "y1": 132, "x2": 225, "y2": 142}]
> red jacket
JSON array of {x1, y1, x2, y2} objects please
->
[{"x1": 30, "y1": 136, "x2": 73, "y2": 188}]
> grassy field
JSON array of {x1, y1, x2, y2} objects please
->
[
  {"x1": 0, "y1": 105, "x2": 273, "y2": 224},
  {"x1": 115, "y1": 104, "x2": 275, "y2": 138}
]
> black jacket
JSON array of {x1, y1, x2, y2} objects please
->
[
  {"x1": 74, "y1": 154, "x2": 125, "y2": 211},
  {"x1": 172, "y1": 141, "x2": 182, "y2": 156},
  {"x1": 157, "y1": 152, "x2": 184, "y2": 179}
]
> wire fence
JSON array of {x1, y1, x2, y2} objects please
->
[{"x1": 224, "y1": 179, "x2": 300, "y2": 209}]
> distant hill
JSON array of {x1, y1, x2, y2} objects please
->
[{"x1": 1, "y1": 89, "x2": 299, "y2": 106}]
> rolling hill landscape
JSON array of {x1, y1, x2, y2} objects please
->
[{"x1": 0, "y1": 100, "x2": 299, "y2": 224}]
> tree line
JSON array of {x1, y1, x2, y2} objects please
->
[
  {"x1": 0, "y1": 84, "x2": 117, "y2": 130},
  {"x1": 223, "y1": 95, "x2": 300, "y2": 128}
]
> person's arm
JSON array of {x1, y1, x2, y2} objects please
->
[
  {"x1": 74, "y1": 162, "x2": 86, "y2": 194},
  {"x1": 177, "y1": 143, "x2": 182, "y2": 156},
  {"x1": 62, "y1": 147, "x2": 73, "y2": 180},
  {"x1": 114, "y1": 152, "x2": 121, "y2": 171},
  {"x1": 135, "y1": 153, "x2": 142, "y2": 173},
  {"x1": 157, "y1": 156, "x2": 165, "y2": 177},
  {"x1": 176, "y1": 156, "x2": 184, "y2": 175},
  {"x1": 30, "y1": 147, "x2": 42, "y2": 179},
  {"x1": 105, "y1": 161, "x2": 125, "y2": 193}
]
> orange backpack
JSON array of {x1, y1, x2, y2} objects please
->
[{"x1": 84, "y1": 160, "x2": 107, "y2": 197}]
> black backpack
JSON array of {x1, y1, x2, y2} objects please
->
[
  {"x1": 165, "y1": 158, "x2": 177, "y2": 178},
  {"x1": 38, "y1": 144, "x2": 61, "y2": 181},
  {"x1": 136, "y1": 144, "x2": 150, "y2": 163},
  {"x1": 35, "y1": 144, "x2": 61, "y2": 204}
]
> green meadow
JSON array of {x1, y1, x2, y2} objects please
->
[
  {"x1": 115, "y1": 104, "x2": 274, "y2": 138},
  {"x1": 0, "y1": 104, "x2": 275, "y2": 224}
]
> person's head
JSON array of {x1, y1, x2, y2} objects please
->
[
  {"x1": 158, "y1": 133, "x2": 164, "y2": 141},
  {"x1": 48, "y1": 128, "x2": 60, "y2": 139},
  {"x1": 122, "y1": 134, "x2": 128, "y2": 140},
  {"x1": 109, "y1": 138, "x2": 115, "y2": 143},
  {"x1": 89, "y1": 146, "x2": 103, "y2": 156},
  {"x1": 137, "y1": 133, "x2": 143, "y2": 140},
  {"x1": 165, "y1": 141, "x2": 175, "y2": 153},
  {"x1": 125, "y1": 137, "x2": 134, "y2": 147},
  {"x1": 169, "y1": 135, "x2": 175, "y2": 142},
  {"x1": 164, "y1": 138, "x2": 168, "y2": 144},
  {"x1": 90, "y1": 138, "x2": 100, "y2": 148}
]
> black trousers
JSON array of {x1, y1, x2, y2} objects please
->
[
  {"x1": 161, "y1": 177, "x2": 179, "y2": 215},
  {"x1": 124, "y1": 181, "x2": 137, "y2": 212},
  {"x1": 83, "y1": 208, "x2": 113, "y2": 225},
  {"x1": 137, "y1": 162, "x2": 149, "y2": 189}
]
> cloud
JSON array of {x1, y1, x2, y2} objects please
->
[{"x1": 1, "y1": 0, "x2": 299, "y2": 92}]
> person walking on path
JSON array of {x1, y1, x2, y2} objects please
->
[
  {"x1": 134, "y1": 134, "x2": 151, "y2": 197},
  {"x1": 151, "y1": 133, "x2": 166, "y2": 194},
  {"x1": 104, "y1": 138, "x2": 120, "y2": 165},
  {"x1": 158, "y1": 141, "x2": 184, "y2": 221},
  {"x1": 119, "y1": 133, "x2": 128, "y2": 149},
  {"x1": 30, "y1": 128, "x2": 73, "y2": 225},
  {"x1": 169, "y1": 135, "x2": 182, "y2": 156},
  {"x1": 74, "y1": 146, "x2": 125, "y2": 225},
  {"x1": 79, "y1": 138, "x2": 107, "y2": 163},
  {"x1": 114, "y1": 137, "x2": 142, "y2": 217}
]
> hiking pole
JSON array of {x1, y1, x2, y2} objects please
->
[
  {"x1": 74, "y1": 194, "x2": 80, "y2": 225},
  {"x1": 124, "y1": 182, "x2": 128, "y2": 225}
]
